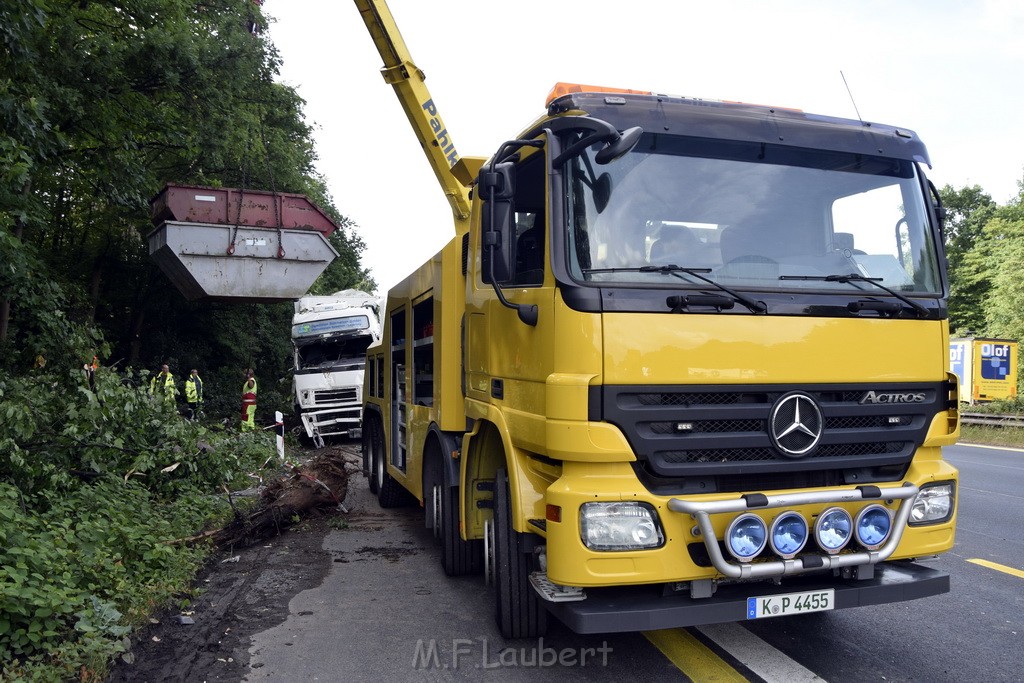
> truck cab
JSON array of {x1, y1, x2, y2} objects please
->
[{"x1": 292, "y1": 290, "x2": 382, "y2": 446}]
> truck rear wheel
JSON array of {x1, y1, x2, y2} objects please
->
[
  {"x1": 373, "y1": 421, "x2": 405, "y2": 508},
  {"x1": 493, "y1": 468, "x2": 547, "y2": 638},
  {"x1": 364, "y1": 419, "x2": 379, "y2": 495}
]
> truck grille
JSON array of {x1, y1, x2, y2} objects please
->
[
  {"x1": 599, "y1": 382, "x2": 946, "y2": 490},
  {"x1": 314, "y1": 388, "x2": 359, "y2": 405}
]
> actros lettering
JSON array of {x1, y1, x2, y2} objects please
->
[
  {"x1": 860, "y1": 391, "x2": 926, "y2": 404},
  {"x1": 422, "y1": 99, "x2": 459, "y2": 167}
]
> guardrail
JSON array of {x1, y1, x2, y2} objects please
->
[{"x1": 960, "y1": 413, "x2": 1024, "y2": 428}]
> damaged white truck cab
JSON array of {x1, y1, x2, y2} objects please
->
[{"x1": 292, "y1": 289, "x2": 382, "y2": 446}]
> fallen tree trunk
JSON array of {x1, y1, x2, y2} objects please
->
[{"x1": 208, "y1": 449, "x2": 350, "y2": 549}]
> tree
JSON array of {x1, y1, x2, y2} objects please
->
[
  {"x1": 980, "y1": 181, "x2": 1024, "y2": 345},
  {"x1": 0, "y1": 0, "x2": 370, "y2": 425},
  {"x1": 939, "y1": 184, "x2": 997, "y2": 334}
]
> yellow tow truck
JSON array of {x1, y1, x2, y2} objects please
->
[{"x1": 356, "y1": 0, "x2": 959, "y2": 638}]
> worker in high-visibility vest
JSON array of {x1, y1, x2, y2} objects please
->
[
  {"x1": 241, "y1": 368, "x2": 258, "y2": 431},
  {"x1": 149, "y1": 364, "x2": 177, "y2": 409},
  {"x1": 185, "y1": 369, "x2": 204, "y2": 420}
]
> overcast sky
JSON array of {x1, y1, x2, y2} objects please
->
[{"x1": 264, "y1": 0, "x2": 1024, "y2": 295}]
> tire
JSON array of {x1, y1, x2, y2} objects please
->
[
  {"x1": 364, "y1": 422, "x2": 379, "y2": 495},
  {"x1": 374, "y1": 422, "x2": 405, "y2": 508},
  {"x1": 423, "y1": 455, "x2": 441, "y2": 534},
  {"x1": 493, "y1": 468, "x2": 547, "y2": 638},
  {"x1": 438, "y1": 468, "x2": 482, "y2": 577}
]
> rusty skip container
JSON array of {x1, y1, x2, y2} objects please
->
[
  {"x1": 150, "y1": 184, "x2": 337, "y2": 235},
  {"x1": 147, "y1": 184, "x2": 340, "y2": 302}
]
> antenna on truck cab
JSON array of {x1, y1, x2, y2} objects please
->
[{"x1": 840, "y1": 70, "x2": 865, "y2": 126}]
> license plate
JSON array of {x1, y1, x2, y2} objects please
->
[{"x1": 746, "y1": 589, "x2": 834, "y2": 619}]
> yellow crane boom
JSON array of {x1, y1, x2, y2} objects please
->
[{"x1": 353, "y1": 0, "x2": 483, "y2": 228}]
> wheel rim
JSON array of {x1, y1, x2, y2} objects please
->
[
  {"x1": 374, "y1": 441, "x2": 385, "y2": 490},
  {"x1": 483, "y1": 518, "x2": 494, "y2": 587}
]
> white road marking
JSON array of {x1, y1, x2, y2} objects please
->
[{"x1": 697, "y1": 621, "x2": 826, "y2": 683}]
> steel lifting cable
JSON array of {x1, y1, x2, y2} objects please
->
[
  {"x1": 257, "y1": 106, "x2": 285, "y2": 259},
  {"x1": 227, "y1": 140, "x2": 252, "y2": 256}
]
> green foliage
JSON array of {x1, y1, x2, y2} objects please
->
[
  {"x1": 960, "y1": 424, "x2": 1024, "y2": 449},
  {"x1": 0, "y1": 359, "x2": 279, "y2": 679},
  {"x1": 0, "y1": 0, "x2": 373, "y2": 679},
  {"x1": 0, "y1": 478, "x2": 222, "y2": 680},
  {"x1": 0, "y1": 0, "x2": 372, "y2": 411},
  {"x1": 1, "y1": 367, "x2": 270, "y2": 497},
  {"x1": 939, "y1": 184, "x2": 997, "y2": 334},
  {"x1": 940, "y1": 180, "x2": 1024, "y2": 394},
  {"x1": 963, "y1": 394, "x2": 1024, "y2": 415},
  {"x1": 982, "y1": 216, "x2": 1024, "y2": 344}
]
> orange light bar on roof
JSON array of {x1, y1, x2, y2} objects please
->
[{"x1": 546, "y1": 82, "x2": 652, "y2": 107}]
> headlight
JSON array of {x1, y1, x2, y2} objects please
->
[
  {"x1": 855, "y1": 504, "x2": 892, "y2": 550},
  {"x1": 769, "y1": 511, "x2": 808, "y2": 558},
  {"x1": 910, "y1": 482, "x2": 955, "y2": 525},
  {"x1": 579, "y1": 502, "x2": 664, "y2": 551},
  {"x1": 815, "y1": 507, "x2": 852, "y2": 554},
  {"x1": 725, "y1": 513, "x2": 767, "y2": 561}
]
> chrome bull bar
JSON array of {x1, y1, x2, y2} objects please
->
[{"x1": 667, "y1": 483, "x2": 919, "y2": 580}]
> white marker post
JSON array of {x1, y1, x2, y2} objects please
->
[{"x1": 275, "y1": 410, "x2": 285, "y2": 461}]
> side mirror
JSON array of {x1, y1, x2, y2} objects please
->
[
  {"x1": 479, "y1": 162, "x2": 515, "y2": 284},
  {"x1": 593, "y1": 172, "x2": 612, "y2": 213},
  {"x1": 595, "y1": 126, "x2": 643, "y2": 165}
]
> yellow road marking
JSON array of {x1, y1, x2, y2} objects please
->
[
  {"x1": 968, "y1": 558, "x2": 1024, "y2": 579},
  {"x1": 644, "y1": 628, "x2": 748, "y2": 682},
  {"x1": 955, "y1": 442, "x2": 1024, "y2": 453}
]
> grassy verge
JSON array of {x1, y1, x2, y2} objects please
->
[
  {"x1": 960, "y1": 397, "x2": 1024, "y2": 449},
  {"x1": 959, "y1": 424, "x2": 1024, "y2": 449}
]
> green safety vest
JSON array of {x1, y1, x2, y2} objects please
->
[{"x1": 242, "y1": 377, "x2": 258, "y2": 403}]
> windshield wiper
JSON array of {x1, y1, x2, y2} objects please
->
[
  {"x1": 779, "y1": 273, "x2": 929, "y2": 317},
  {"x1": 583, "y1": 265, "x2": 767, "y2": 313}
]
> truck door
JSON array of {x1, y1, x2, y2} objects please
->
[{"x1": 466, "y1": 147, "x2": 555, "y2": 417}]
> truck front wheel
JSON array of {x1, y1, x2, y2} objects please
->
[
  {"x1": 493, "y1": 468, "x2": 547, "y2": 638},
  {"x1": 438, "y1": 474, "x2": 482, "y2": 576}
]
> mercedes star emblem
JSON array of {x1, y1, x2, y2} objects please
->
[{"x1": 769, "y1": 392, "x2": 823, "y2": 457}]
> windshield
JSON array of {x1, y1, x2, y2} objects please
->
[
  {"x1": 565, "y1": 134, "x2": 942, "y2": 295},
  {"x1": 292, "y1": 314, "x2": 370, "y2": 338},
  {"x1": 294, "y1": 335, "x2": 372, "y2": 372}
]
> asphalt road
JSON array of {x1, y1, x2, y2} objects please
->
[{"x1": 244, "y1": 442, "x2": 1023, "y2": 682}]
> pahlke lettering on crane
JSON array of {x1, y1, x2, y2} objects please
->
[{"x1": 421, "y1": 99, "x2": 459, "y2": 168}]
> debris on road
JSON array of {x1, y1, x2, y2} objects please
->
[{"x1": 177, "y1": 449, "x2": 351, "y2": 550}]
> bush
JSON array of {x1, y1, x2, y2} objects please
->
[{"x1": 0, "y1": 363, "x2": 280, "y2": 680}]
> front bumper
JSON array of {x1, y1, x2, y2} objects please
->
[
  {"x1": 299, "y1": 405, "x2": 361, "y2": 439},
  {"x1": 545, "y1": 560, "x2": 948, "y2": 634}
]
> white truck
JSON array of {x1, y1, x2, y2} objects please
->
[{"x1": 292, "y1": 289, "x2": 382, "y2": 446}]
